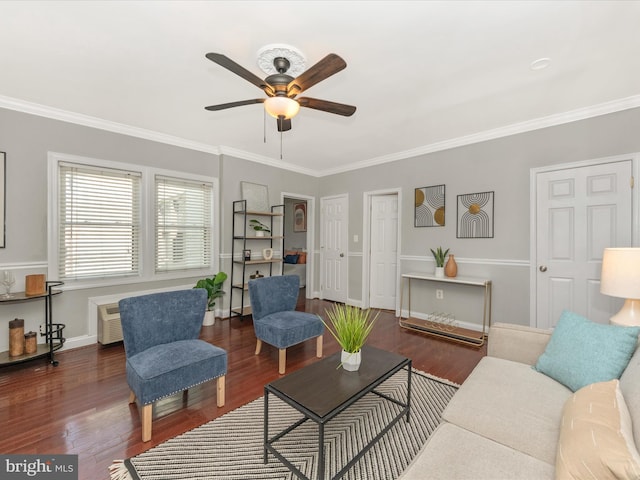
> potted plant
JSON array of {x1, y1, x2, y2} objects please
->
[
  {"x1": 430, "y1": 247, "x2": 449, "y2": 278},
  {"x1": 321, "y1": 303, "x2": 379, "y2": 371},
  {"x1": 194, "y1": 271, "x2": 227, "y2": 326},
  {"x1": 249, "y1": 219, "x2": 271, "y2": 237}
]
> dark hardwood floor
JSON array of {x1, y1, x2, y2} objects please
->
[{"x1": 0, "y1": 294, "x2": 486, "y2": 480}]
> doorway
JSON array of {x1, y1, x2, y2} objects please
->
[
  {"x1": 363, "y1": 189, "x2": 401, "y2": 311},
  {"x1": 320, "y1": 194, "x2": 348, "y2": 303},
  {"x1": 530, "y1": 154, "x2": 637, "y2": 328},
  {"x1": 281, "y1": 192, "x2": 314, "y2": 299}
]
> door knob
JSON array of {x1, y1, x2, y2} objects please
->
[
  {"x1": 539, "y1": 265, "x2": 547, "y2": 272},
  {"x1": 340, "y1": 253, "x2": 345, "y2": 257}
]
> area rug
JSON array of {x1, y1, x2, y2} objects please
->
[{"x1": 110, "y1": 370, "x2": 457, "y2": 480}]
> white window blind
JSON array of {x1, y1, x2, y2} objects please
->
[
  {"x1": 58, "y1": 163, "x2": 141, "y2": 281},
  {"x1": 155, "y1": 175, "x2": 213, "y2": 273}
]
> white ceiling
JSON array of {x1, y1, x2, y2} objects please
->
[{"x1": 1, "y1": 1, "x2": 639, "y2": 176}]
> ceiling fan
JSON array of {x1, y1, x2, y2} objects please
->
[{"x1": 204, "y1": 51, "x2": 356, "y2": 132}]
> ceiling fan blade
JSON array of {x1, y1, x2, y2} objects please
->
[
  {"x1": 205, "y1": 53, "x2": 274, "y2": 96},
  {"x1": 287, "y1": 54, "x2": 347, "y2": 96},
  {"x1": 205, "y1": 99, "x2": 264, "y2": 111},
  {"x1": 277, "y1": 117, "x2": 292, "y2": 132},
  {"x1": 297, "y1": 97, "x2": 356, "y2": 117}
]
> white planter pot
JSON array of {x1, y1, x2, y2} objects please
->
[
  {"x1": 203, "y1": 310, "x2": 215, "y2": 326},
  {"x1": 255, "y1": 230, "x2": 265, "y2": 237},
  {"x1": 435, "y1": 266, "x2": 445, "y2": 278},
  {"x1": 341, "y1": 350, "x2": 362, "y2": 371}
]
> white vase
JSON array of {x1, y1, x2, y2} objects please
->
[
  {"x1": 203, "y1": 310, "x2": 215, "y2": 326},
  {"x1": 341, "y1": 350, "x2": 361, "y2": 371},
  {"x1": 435, "y1": 266, "x2": 445, "y2": 278}
]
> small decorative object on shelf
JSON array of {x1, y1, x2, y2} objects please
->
[
  {"x1": 24, "y1": 331, "x2": 37, "y2": 354},
  {"x1": 262, "y1": 248, "x2": 274, "y2": 260},
  {"x1": 250, "y1": 271, "x2": 264, "y2": 280},
  {"x1": 445, "y1": 254, "x2": 458, "y2": 277},
  {"x1": 243, "y1": 249, "x2": 251, "y2": 261},
  {"x1": 250, "y1": 219, "x2": 271, "y2": 237},
  {"x1": 25, "y1": 274, "x2": 46, "y2": 296},
  {"x1": 430, "y1": 247, "x2": 449, "y2": 278},
  {"x1": 9, "y1": 318, "x2": 24, "y2": 357},
  {"x1": 2, "y1": 270, "x2": 15, "y2": 298}
]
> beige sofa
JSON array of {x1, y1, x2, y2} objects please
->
[{"x1": 400, "y1": 322, "x2": 640, "y2": 479}]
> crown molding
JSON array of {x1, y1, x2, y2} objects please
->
[
  {"x1": 0, "y1": 95, "x2": 220, "y2": 156},
  {"x1": 2, "y1": 93, "x2": 639, "y2": 178},
  {"x1": 218, "y1": 146, "x2": 319, "y2": 177},
  {"x1": 317, "y1": 94, "x2": 640, "y2": 177}
]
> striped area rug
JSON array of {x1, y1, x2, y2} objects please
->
[{"x1": 110, "y1": 370, "x2": 457, "y2": 480}]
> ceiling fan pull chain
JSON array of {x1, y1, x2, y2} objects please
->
[
  {"x1": 263, "y1": 109, "x2": 267, "y2": 143},
  {"x1": 280, "y1": 129, "x2": 283, "y2": 160}
]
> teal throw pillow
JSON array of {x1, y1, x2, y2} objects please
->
[{"x1": 534, "y1": 310, "x2": 640, "y2": 392}]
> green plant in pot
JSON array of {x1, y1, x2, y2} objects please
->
[
  {"x1": 249, "y1": 219, "x2": 271, "y2": 237},
  {"x1": 430, "y1": 247, "x2": 449, "y2": 278},
  {"x1": 194, "y1": 271, "x2": 227, "y2": 326},
  {"x1": 321, "y1": 303, "x2": 379, "y2": 371}
]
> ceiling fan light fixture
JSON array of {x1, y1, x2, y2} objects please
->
[{"x1": 264, "y1": 96, "x2": 300, "y2": 119}]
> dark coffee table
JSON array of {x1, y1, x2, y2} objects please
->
[{"x1": 264, "y1": 345, "x2": 412, "y2": 480}]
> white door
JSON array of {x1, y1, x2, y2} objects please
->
[
  {"x1": 321, "y1": 195, "x2": 348, "y2": 303},
  {"x1": 534, "y1": 159, "x2": 633, "y2": 328},
  {"x1": 369, "y1": 194, "x2": 398, "y2": 310}
]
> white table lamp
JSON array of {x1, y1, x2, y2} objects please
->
[{"x1": 600, "y1": 248, "x2": 640, "y2": 326}]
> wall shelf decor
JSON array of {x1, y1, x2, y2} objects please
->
[
  {"x1": 398, "y1": 272, "x2": 491, "y2": 347},
  {"x1": 229, "y1": 200, "x2": 284, "y2": 318},
  {"x1": 415, "y1": 184, "x2": 445, "y2": 227},
  {"x1": 0, "y1": 281, "x2": 65, "y2": 367},
  {"x1": 457, "y1": 191, "x2": 494, "y2": 238}
]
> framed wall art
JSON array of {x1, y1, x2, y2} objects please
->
[
  {"x1": 241, "y1": 181, "x2": 269, "y2": 212},
  {"x1": 415, "y1": 184, "x2": 445, "y2": 227},
  {"x1": 293, "y1": 202, "x2": 307, "y2": 232},
  {"x1": 457, "y1": 191, "x2": 494, "y2": 238}
]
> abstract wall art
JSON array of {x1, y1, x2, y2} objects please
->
[
  {"x1": 293, "y1": 202, "x2": 307, "y2": 232},
  {"x1": 414, "y1": 184, "x2": 445, "y2": 227},
  {"x1": 457, "y1": 191, "x2": 494, "y2": 238}
]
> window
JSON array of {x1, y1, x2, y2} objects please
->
[
  {"x1": 58, "y1": 163, "x2": 141, "y2": 281},
  {"x1": 155, "y1": 175, "x2": 213, "y2": 273},
  {"x1": 50, "y1": 152, "x2": 217, "y2": 286}
]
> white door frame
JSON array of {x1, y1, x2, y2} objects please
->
[
  {"x1": 320, "y1": 193, "x2": 349, "y2": 302},
  {"x1": 529, "y1": 152, "x2": 640, "y2": 327},
  {"x1": 362, "y1": 188, "x2": 402, "y2": 312},
  {"x1": 281, "y1": 192, "x2": 315, "y2": 299}
]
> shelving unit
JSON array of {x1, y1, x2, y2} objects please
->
[
  {"x1": 398, "y1": 272, "x2": 491, "y2": 347},
  {"x1": 229, "y1": 200, "x2": 284, "y2": 318},
  {"x1": 0, "y1": 280, "x2": 66, "y2": 366}
]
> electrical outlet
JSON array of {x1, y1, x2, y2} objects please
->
[{"x1": 436, "y1": 289, "x2": 444, "y2": 300}]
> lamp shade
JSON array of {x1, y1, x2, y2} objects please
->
[
  {"x1": 600, "y1": 248, "x2": 640, "y2": 299},
  {"x1": 264, "y1": 96, "x2": 300, "y2": 119}
]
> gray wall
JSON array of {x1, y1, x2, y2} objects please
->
[
  {"x1": 1, "y1": 105, "x2": 639, "y2": 351},
  {"x1": 0, "y1": 108, "x2": 220, "y2": 350},
  {"x1": 320, "y1": 107, "x2": 640, "y2": 327}
]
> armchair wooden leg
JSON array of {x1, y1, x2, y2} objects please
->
[
  {"x1": 128, "y1": 391, "x2": 136, "y2": 404},
  {"x1": 217, "y1": 375, "x2": 225, "y2": 407},
  {"x1": 279, "y1": 348, "x2": 286, "y2": 375},
  {"x1": 316, "y1": 335, "x2": 323, "y2": 358},
  {"x1": 141, "y1": 404, "x2": 153, "y2": 442},
  {"x1": 255, "y1": 339, "x2": 262, "y2": 355}
]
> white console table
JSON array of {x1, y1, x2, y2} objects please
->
[{"x1": 398, "y1": 272, "x2": 492, "y2": 347}]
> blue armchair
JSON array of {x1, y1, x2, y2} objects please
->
[
  {"x1": 119, "y1": 289, "x2": 227, "y2": 442},
  {"x1": 248, "y1": 275, "x2": 323, "y2": 374}
]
